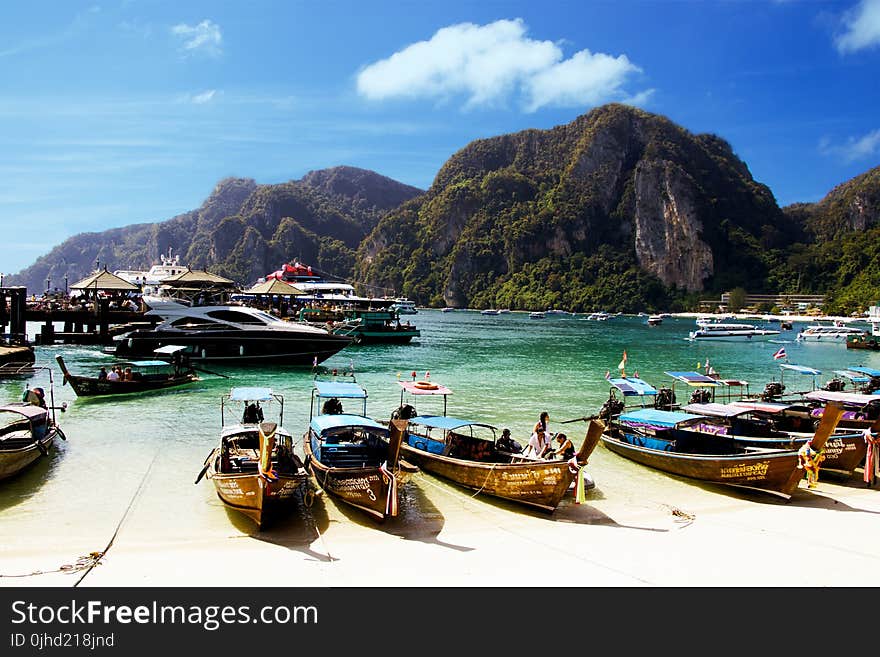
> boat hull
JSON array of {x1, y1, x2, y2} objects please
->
[
  {"x1": 399, "y1": 442, "x2": 576, "y2": 512},
  {"x1": 601, "y1": 429, "x2": 804, "y2": 498},
  {"x1": 0, "y1": 430, "x2": 57, "y2": 480},
  {"x1": 64, "y1": 372, "x2": 197, "y2": 397},
  {"x1": 303, "y1": 440, "x2": 417, "y2": 521},
  {"x1": 207, "y1": 451, "x2": 308, "y2": 529},
  {"x1": 114, "y1": 329, "x2": 352, "y2": 364}
]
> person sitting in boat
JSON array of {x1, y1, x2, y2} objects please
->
[
  {"x1": 322, "y1": 397, "x2": 343, "y2": 415},
  {"x1": 123, "y1": 367, "x2": 133, "y2": 381},
  {"x1": 97, "y1": 366, "x2": 108, "y2": 380},
  {"x1": 22, "y1": 387, "x2": 46, "y2": 408},
  {"x1": 106, "y1": 367, "x2": 121, "y2": 382},
  {"x1": 496, "y1": 428, "x2": 523, "y2": 454},
  {"x1": 242, "y1": 402, "x2": 264, "y2": 424},
  {"x1": 546, "y1": 433, "x2": 575, "y2": 460}
]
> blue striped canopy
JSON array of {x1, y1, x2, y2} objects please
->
[
  {"x1": 779, "y1": 364, "x2": 821, "y2": 375},
  {"x1": 608, "y1": 377, "x2": 658, "y2": 396},
  {"x1": 619, "y1": 408, "x2": 705, "y2": 427},
  {"x1": 310, "y1": 413, "x2": 387, "y2": 434},
  {"x1": 847, "y1": 366, "x2": 880, "y2": 377},
  {"x1": 835, "y1": 370, "x2": 869, "y2": 383},
  {"x1": 312, "y1": 380, "x2": 367, "y2": 399},
  {"x1": 665, "y1": 371, "x2": 720, "y2": 386},
  {"x1": 408, "y1": 415, "x2": 496, "y2": 431}
]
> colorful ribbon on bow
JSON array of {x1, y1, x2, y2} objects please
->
[
  {"x1": 864, "y1": 429, "x2": 880, "y2": 486},
  {"x1": 798, "y1": 442, "x2": 825, "y2": 489},
  {"x1": 379, "y1": 461, "x2": 398, "y2": 517},
  {"x1": 568, "y1": 456, "x2": 587, "y2": 504},
  {"x1": 258, "y1": 425, "x2": 278, "y2": 483}
]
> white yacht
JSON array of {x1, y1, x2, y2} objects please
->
[
  {"x1": 480, "y1": 309, "x2": 501, "y2": 316},
  {"x1": 112, "y1": 293, "x2": 352, "y2": 364},
  {"x1": 796, "y1": 324, "x2": 867, "y2": 343},
  {"x1": 529, "y1": 311, "x2": 545, "y2": 319},
  {"x1": 113, "y1": 248, "x2": 189, "y2": 291},
  {"x1": 688, "y1": 323, "x2": 781, "y2": 341},
  {"x1": 390, "y1": 298, "x2": 418, "y2": 314}
]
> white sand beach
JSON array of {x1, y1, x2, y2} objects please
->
[{"x1": 2, "y1": 445, "x2": 878, "y2": 588}]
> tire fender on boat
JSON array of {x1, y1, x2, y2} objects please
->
[{"x1": 414, "y1": 380, "x2": 438, "y2": 390}]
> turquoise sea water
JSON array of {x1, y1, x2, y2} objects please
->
[{"x1": 2, "y1": 311, "x2": 878, "y2": 559}]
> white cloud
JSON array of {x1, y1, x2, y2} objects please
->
[
  {"x1": 356, "y1": 18, "x2": 647, "y2": 112},
  {"x1": 819, "y1": 128, "x2": 880, "y2": 161},
  {"x1": 171, "y1": 19, "x2": 222, "y2": 56},
  {"x1": 835, "y1": 0, "x2": 880, "y2": 53},
  {"x1": 190, "y1": 89, "x2": 217, "y2": 104}
]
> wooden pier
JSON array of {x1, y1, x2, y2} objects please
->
[{"x1": 1, "y1": 287, "x2": 159, "y2": 346}]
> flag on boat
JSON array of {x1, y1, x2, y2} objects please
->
[
  {"x1": 773, "y1": 347, "x2": 787, "y2": 360},
  {"x1": 312, "y1": 355, "x2": 318, "y2": 368},
  {"x1": 617, "y1": 350, "x2": 627, "y2": 372},
  {"x1": 604, "y1": 370, "x2": 610, "y2": 380}
]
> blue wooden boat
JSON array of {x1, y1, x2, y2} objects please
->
[
  {"x1": 601, "y1": 402, "x2": 846, "y2": 499},
  {"x1": 303, "y1": 377, "x2": 418, "y2": 521}
]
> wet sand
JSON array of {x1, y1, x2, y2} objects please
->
[{"x1": 3, "y1": 446, "x2": 879, "y2": 588}]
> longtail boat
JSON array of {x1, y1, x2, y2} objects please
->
[
  {"x1": 56, "y1": 345, "x2": 198, "y2": 398},
  {"x1": 693, "y1": 400, "x2": 874, "y2": 477},
  {"x1": 600, "y1": 402, "x2": 845, "y2": 499},
  {"x1": 196, "y1": 387, "x2": 308, "y2": 529},
  {"x1": 389, "y1": 378, "x2": 600, "y2": 512},
  {"x1": 303, "y1": 377, "x2": 418, "y2": 521},
  {"x1": 0, "y1": 368, "x2": 67, "y2": 481}
]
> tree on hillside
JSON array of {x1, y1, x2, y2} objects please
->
[{"x1": 727, "y1": 287, "x2": 747, "y2": 312}]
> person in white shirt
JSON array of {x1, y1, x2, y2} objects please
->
[{"x1": 106, "y1": 368, "x2": 121, "y2": 381}]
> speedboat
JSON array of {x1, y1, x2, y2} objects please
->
[
  {"x1": 112, "y1": 295, "x2": 352, "y2": 364},
  {"x1": 529, "y1": 311, "x2": 545, "y2": 319},
  {"x1": 480, "y1": 309, "x2": 501, "y2": 316},
  {"x1": 390, "y1": 298, "x2": 418, "y2": 315},
  {"x1": 647, "y1": 315, "x2": 663, "y2": 326},
  {"x1": 797, "y1": 324, "x2": 867, "y2": 343},
  {"x1": 688, "y1": 323, "x2": 781, "y2": 341}
]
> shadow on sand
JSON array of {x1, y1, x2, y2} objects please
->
[
  {"x1": 0, "y1": 442, "x2": 66, "y2": 514},
  {"x1": 223, "y1": 482, "x2": 338, "y2": 561},
  {"x1": 321, "y1": 480, "x2": 475, "y2": 553}
]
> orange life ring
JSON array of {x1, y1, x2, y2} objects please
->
[{"x1": 414, "y1": 380, "x2": 438, "y2": 390}]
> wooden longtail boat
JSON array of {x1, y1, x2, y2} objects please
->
[
  {"x1": 196, "y1": 387, "x2": 308, "y2": 529},
  {"x1": 692, "y1": 400, "x2": 873, "y2": 477},
  {"x1": 303, "y1": 377, "x2": 418, "y2": 521},
  {"x1": 56, "y1": 345, "x2": 198, "y2": 398},
  {"x1": 388, "y1": 379, "x2": 600, "y2": 512},
  {"x1": 600, "y1": 402, "x2": 845, "y2": 499},
  {"x1": 0, "y1": 368, "x2": 67, "y2": 481}
]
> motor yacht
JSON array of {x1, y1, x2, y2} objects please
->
[
  {"x1": 796, "y1": 324, "x2": 867, "y2": 343},
  {"x1": 688, "y1": 323, "x2": 781, "y2": 341},
  {"x1": 112, "y1": 294, "x2": 352, "y2": 364}
]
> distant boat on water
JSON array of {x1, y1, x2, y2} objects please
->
[
  {"x1": 529, "y1": 311, "x2": 545, "y2": 319},
  {"x1": 480, "y1": 309, "x2": 501, "y2": 316}
]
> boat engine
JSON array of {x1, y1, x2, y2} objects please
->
[
  {"x1": 821, "y1": 378, "x2": 845, "y2": 392},
  {"x1": 391, "y1": 404, "x2": 416, "y2": 421},
  {"x1": 689, "y1": 388, "x2": 712, "y2": 405},
  {"x1": 598, "y1": 397, "x2": 625, "y2": 420},
  {"x1": 654, "y1": 387, "x2": 676, "y2": 410},
  {"x1": 761, "y1": 382, "x2": 785, "y2": 401}
]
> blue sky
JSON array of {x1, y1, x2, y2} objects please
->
[{"x1": 2, "y1": 0, "x2": 879, "y2": 275}]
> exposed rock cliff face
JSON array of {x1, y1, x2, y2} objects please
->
[{"x1": 356, "y1": 103, "x2": 794, "y2": 308}]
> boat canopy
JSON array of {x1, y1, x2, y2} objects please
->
[
  {"x1": 0, "y1": 402, "x2": 48, "y2": 421},
  {"x1": 126, "y1": 360, "x2": 175, "y2": 368},
  {"x1": 834, "y1": 370, "x2": 870, "y2": 384},
  {"x1": 729, "y1": 400, "x2": 794, "y2": 414},
  {"x1": 398, "y1": 380, "x2": 453, "y2": 395},
  {"x1": 608, "y1": 377, "x2": 658, "y2": 396},
  {"x1": 312, "y1": 380, "x2": 367, "y2": 399},
  {"x1": 681, "y1": 403, "x2": 752, "y2": 418},
  {"x1": 619, "y1": 408, "x2": 705, "y2": 428},
  {"x1": 408, "y1": 415, "x2": 496, "y2": 431},
  {"x1": 847, "y1": 366, "x2": 880, "y2": 377},
  {"x1": 153, "y1": 344, "x2": 188, "y2": 355},
  {"x1": 310, "y1": 413, "x2": 387, "y2": 434},
  {"x1": 804, "y1": 390, "x2": 880, "y2": 405},
  {"x1": 665, "y1": 371, "x2": 722, "y2": 387},
  {"x1": 230, "y1": 387, "x2": 274, "y2": 402},
  {"x1": 780, "y1": 364, "x2": 821, "y2": 376}
]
